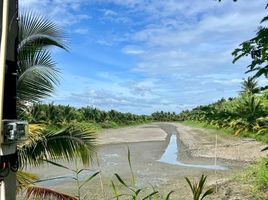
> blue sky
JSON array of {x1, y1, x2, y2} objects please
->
[{"x1": 20, "y1": 0, "x2": 267, "y2": 114}]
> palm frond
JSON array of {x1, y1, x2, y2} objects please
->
[
  {"x1": 26, "y1": 186, "x2": 77, "y2": 200},
  {"x1": 17, "y1": 11, "x2": 67, "y2": 103},
  {"x1": 16, "y1": 170, "x2": 39, "y2": 192},
  {"x1": 17, "y1": 48, "x2": 60, "y2": 102},
  {"x1": 18, "y1": 11, "x2": 67, "y2": 52},
  {"x1": 18, "y1": 124, "x2": 97, "y2": 167}
]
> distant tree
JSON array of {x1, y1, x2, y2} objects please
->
[{"x1": 241, "y1": 77, "x2": 260, "y2": 95}]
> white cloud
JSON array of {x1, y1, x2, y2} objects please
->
[
  {"x1": 20, "y1": 0, "x2": 91, "y2": 25},
  {"x1": 102, "y1": 9, "x2": 118, "y2": 17},
  {"x1": 74, "y1": 28, "x2": 89, "y2": 34},
  {"x1": 34, "y1": 0, "x2": 268, "y2": 113},
  {"x1": 122, "y1": 46, "x2": 145, "y2": 55}
]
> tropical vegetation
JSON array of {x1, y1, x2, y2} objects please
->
[
  {"x1": 14, "y1": 1, "x2": 268, "y2": 199},
  {"x1": 177, "y1": 87, "x2": 268, "y2": 143},
  {"x1": 16, "y1": 11, "x2": 97, "y2": 199},
  {"x1": 19, "y1": 103, "x2": 151, "y2": 129}
]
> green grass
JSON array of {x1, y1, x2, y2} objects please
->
[
  {"x1": 180, "y1": 120, "x2": 234, "y2": 136},
  {"x1": 238, "y1": 157, "x2": 268, "y2": 199},
  {"x1": 181, "y1": 120, "x2": 268, "y2": 144}
]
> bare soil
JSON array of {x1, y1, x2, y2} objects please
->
[{"x1": 27, "y1": 123, "x2": 267, "y2": 199}]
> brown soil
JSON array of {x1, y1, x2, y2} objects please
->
[{"x1": 26, "y1": 123, "x2": 267, "y2": 200}]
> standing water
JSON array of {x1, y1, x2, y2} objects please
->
[{"x1": 158, "y1": 135, "x2": 227, "y2": 170}]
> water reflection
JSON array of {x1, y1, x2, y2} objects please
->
[{"x1": 158, "y1": 135, "x2": 227, "y2": 170}]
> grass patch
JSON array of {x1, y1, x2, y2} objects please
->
[
  {"x1": 180, "y1": 120, "x2": 234, "y2": 136},
  {"x1": 242, "y1": 131, "x2": 268, "y2": 144},
  {"x1": 238, "y1": 157, "x2": 268, "y2": 199},
  {"x1": 180, "y1": 120, "x2": 268, "y2": 144}
]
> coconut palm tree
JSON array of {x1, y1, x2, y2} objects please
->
[
  {"x1": 17, "y1": 11, "x2": 67, "y2": 104},
  {"x1": 15, "y1": 12, "x2": 97, "y2": 199},
  {"x1": 241, "y1": 77, "x2": 260, "y2": 95}
]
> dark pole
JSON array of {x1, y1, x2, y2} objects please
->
[{"x1": 0, "y1": 0, "x2": 18, "y2": 199}]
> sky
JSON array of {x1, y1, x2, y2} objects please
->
[{"x1": 20, "y1": 0, "x2": 267, "y2": 114}]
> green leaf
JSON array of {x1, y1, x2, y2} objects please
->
[
  {"x1": 185, "y1": 177, "x2": 194, "y2": 194},
  {"x1": 111, "y1": 181, "x2": 119, "y2": 200},
  {"x1": 142, "y1": 191, "x2": 158, "y2": 200},
  {"x1": 42, "y1": 159, "x2": 71, "y2": 171},
  {"x1": 165, "y1": 191, "x2": 174, "y2": 200},
  {"x1": 79, "y1": 171, "x2": 100, "y2": 188},
  {"x1": 201, "y1": 188, "x2": 215, "y2": 200},
  {"x1": 114, "y1": 173, "x2": 129, "y2": 189},
  {"x1": 18, "y1": 124, "x2": 96, "y2": 167},
  {"x1": 128, "y1": 147, "x2": 135, "y2": 185},
  {"x1": 261, "y1": 146, "x2": 268, "y2": 151}
]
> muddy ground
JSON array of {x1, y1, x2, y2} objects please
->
[{"x1": 27, "y1": 123, "x2": 267, "y2": 199}]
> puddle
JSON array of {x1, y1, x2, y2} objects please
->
[{"x1": 158, "y1": 135, "x2": 227, "y2": 170}]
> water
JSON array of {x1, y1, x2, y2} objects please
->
[{"x1": 158, "y1": 135, "x2": 227, "y2": 170}]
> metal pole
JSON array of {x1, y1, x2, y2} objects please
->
[
  {"x1": 0, "y1": 1, "x2": 10, "y2": 199},
  {"x1": 0, "y1": 0, "x2": 9, "y2": 142},
  {"x1": 0, "y1": 0, "x2": 18, "y2": 199}
]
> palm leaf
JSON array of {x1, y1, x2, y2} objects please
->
[
  {"x1": 18, "y1": 11, "x2": 67, "y2": 52},
  {"x1": 16, "y1": 170, "x2": 39, "y2": 192},
  {"x1": 17, "y1": 48, "x2": 60, "y2": 102},
  {"x1": 18, "y1": 124, "x2": 97, "y2": 167},
  {"x1": 17, "y1": 11, "x2": 67, "y2": 103},
  {"x1": 26, "y1": 186, "x2": 77, "y2": 200}
]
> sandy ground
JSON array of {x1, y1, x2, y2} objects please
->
[
  {"x1": 175, "y1": 123, "x2": 267, "y2": 162},
  {"x1": 26, "y1": 123, "x2": 267, "y2": 200},
  {"x1": 97, "y1": 124, "x2": 167, "y2": 145}
]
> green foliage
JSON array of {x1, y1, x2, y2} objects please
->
[
  {"x1": 25, "y1": 159, "x2": 100, "y2": 200},
  {"x1": 16, "y1": 170, "x2": 39, "y2": 193},
  {"x1": 239, "y1": 157, "x2": 268, "y2": 199},
  {"x1": 17, "y1": 123, "x2": 97, "y2": 167},
  {"x1": 185, "y1": 175, "x2": 214, "y2": 200},
  {"x1": 232, "y1": 5, "x2": 268, "y2": 80},
  {"x1": 17, "y1": 11, "x2": 67, "y2": 104},
  {"x1": 111, "y1": 149, "x2": 174, "y2": 200},
  {"x1": 151, "y1": 111, "x2": 179, "y2": 121},
  {"x1": 178, "y1": 87, "x2": 268, "y2": 142},
  {"x1": 240, "y1": 77, "x2": 260, "y2": 95},
  {"x1": 19, "y1": 103, "x2": 152, "y2": 126}
]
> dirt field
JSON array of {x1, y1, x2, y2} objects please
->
[{"x1": 28, "y1": 123, "x2": 267, "y2": 199}]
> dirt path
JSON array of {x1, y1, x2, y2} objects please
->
[
  {"x1": 175, "y1": 123, "x2": 267, "y2": 162},
  {"x1": 28, "y1": 123, "x2": 267, "y2": 200}
]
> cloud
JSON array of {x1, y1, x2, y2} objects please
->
[
  {"x1": 122, "y1": 46, "x2": 145, "y2": 55},
  {"x1": 74, "y1": 28, "x2": 89, "y2": 34},
  {"x1": 32, "y1": 0, "x2": 267, "y2": 114},
  {"x1": 102, "y1": 9, "x2": 118, "y2": 17},
  {"x1": 20, "y1": 0, "x2": 91, "y2": 25}
]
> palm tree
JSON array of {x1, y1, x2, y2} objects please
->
[
  {"x1": 17, "y1": 11, "x2": 67, "y2": 104},
  {"x1": 18, "y1": 124, "x2": 96, "y2": 167},
  {"x1": 15, "y1": 12, "x2": 97, "y2": 199},
  {"x1": 241, "y1": 77, "x2": 260, "y2": 95}
]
